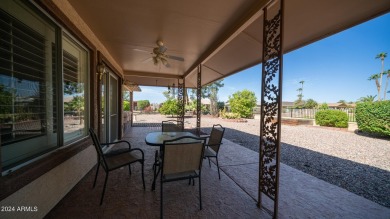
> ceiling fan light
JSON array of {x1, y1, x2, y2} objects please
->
[{"x1": 161, "y1": 58, "x2": 168, "y2": 66}]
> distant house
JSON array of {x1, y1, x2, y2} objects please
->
[
  {"x1": 253, "y1": 101, "x2": 295, "y2": 114},
  {"x1": 327, "y1": 103, "x2": 356, "y2": 109}
]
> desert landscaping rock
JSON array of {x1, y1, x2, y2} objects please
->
[{"x1": 134, "y1": 113, "x2": 390, "y2": 208}]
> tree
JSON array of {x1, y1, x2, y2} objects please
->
[
  {"x1": 294, "y1": 80, "x2": 305, "y2": 108},
  {"x1": 319, "y1": 103, "x2": 329, "y2": 110},
  {"x1": 337, "y1": 100, "x2": 346, "y2": 104},
  {"x1": 64, "y1": 96, "x2": 84, "y2": 124},
  {"x1": 123, "y1": 100, "x2": 130, "y2": 111},
  {"x1": 137, "y1": 100, "x2": 150, "y2": 110},
  {"x1": 368, "y1": 73, "x2": 381, "y2": 100},
  {"x1": 304, "y1": 98, "x2": 318, "y2": 109},
  {"x1": 163, "y1": 90, "x2": 174, "y2": 100},
  {"x1": 228, "y1": 90, "x2": 257, "y2": 118},
  {"x1": 375, "y1": 52, "x2": 387, "y2": 101},
  {"x1": 383, "y1": 70, "x2": 389, "y2": 100},
  {"x1": 159, "y1": 99, "x2": 179, "y2": 117},
  {"x1": 357, "y1": 95, "x2": 376, "y2": 102},
  {"x1": 202, "y1": 80, "x2": 224, "y2": 116}
]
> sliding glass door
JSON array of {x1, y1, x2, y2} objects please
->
[{"x1": 101, "y1": 70, "x2": 118, "y2": 143}]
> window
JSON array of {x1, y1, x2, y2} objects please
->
[
  {"x1": 63, "y1": 34, "x2": 88, "y2": 143},
  {"x1": 0, "y1": 1, "x2": 89, "y2": 172}
]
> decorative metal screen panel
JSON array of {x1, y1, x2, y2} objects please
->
[
  {"x1": 258, "y1": 0, "x2": 284, "y2": 218},
  {"x1": 177, "y1": 80, "x2": 184, "y2": 130},
  {"x1": 196, "y1": 65, "x2": 202, "y2": 136}
]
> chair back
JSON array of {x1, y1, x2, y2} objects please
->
[
  {"x1": 162, "y1": 120, "x2": 183, "y2": 132},
  {"x1": 89, "y1": 128, "x2": 108, "y2": 170},
  {"x1": 162, "y1": 136, "x2": 205, "y2": 175},
  {"x1": 208, "y1": 124, "x2": 225, "y2": 153}
]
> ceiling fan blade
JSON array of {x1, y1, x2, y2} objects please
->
[
  {"x1": 134, "y1": 48, "x2": 151, "y2": 54},
  {"x1": 166, "y1": 55, "x2": 184, "y2": 62},
  {"x1": 141, "y1": 57, "x2": 153, "y2": 63},
  {"x1": 160, "y1": 57, "x2": 170, "y2": 68}
]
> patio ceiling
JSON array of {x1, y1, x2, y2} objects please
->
[{"x1": 68, "y1": 0, "x2": 390, "y2": 88}]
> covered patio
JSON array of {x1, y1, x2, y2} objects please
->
[
  {"x1": 1, "y1": 0, "x2": 390, "y2": 218},
  {"x1": 45, "y1": 126, "x2": 389, "y2": 218}
]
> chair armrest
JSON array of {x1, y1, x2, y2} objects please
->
[
  {"x1": 129, "y1": 148, "x2": 145, "y2": 160},
  {"x1": 205, "y1": 143, "x2": 222, "y2": 147},
  {"x1": 104, "y1": 147, "x2": 144, "y2": 160},
  {"x1": 101, "y1": 140, "x2": 132, "y2": 149},
  {"x1": 200, "y1": 135, "x2": 210, "y2": 139}
]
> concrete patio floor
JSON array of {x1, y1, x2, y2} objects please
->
[{"x1": 46, "y1": 126, "x2": 390, "y2": 218}]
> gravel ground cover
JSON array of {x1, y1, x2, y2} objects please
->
[{"x1": 134, "y1": 113, "x2": 390, "y2": 208}]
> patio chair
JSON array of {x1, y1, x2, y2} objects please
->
[
  {"x1": 161, "y1": 120, "x2": 184, "y2": 132},
  {"x1": 204, "y1": 124, "x2": 225, "y2": 179},
  {"x1": 89, "y1": 128, "x2": 145, "y2": 205},
  {"x1": 154, "y1": 120, "x2": 184, "y2": 172},
  {"x1": 160, "y1": 136, "x2": 206, "y2": 218}
]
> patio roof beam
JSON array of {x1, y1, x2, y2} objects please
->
[
  {"x1": 183, "y1": 0, "x2": 271, "y2": 79},
  {"x1": 124, "y1": 71, "x2": 182, "y2": 79}
]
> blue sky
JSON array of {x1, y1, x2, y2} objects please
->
[{"x1": 134, "y1": 12, "x2": 390, "y2": 104}]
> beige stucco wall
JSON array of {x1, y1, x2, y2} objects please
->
[
  {"x1": 52, "y1": 0, "x2": 123, "y2": 76},
  {"x1": 0, "y1": 145, "x2": 96, "y2": 219}
]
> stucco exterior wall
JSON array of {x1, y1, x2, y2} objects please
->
[{"x1": 0, "y1": 146, "x2": 96, "y2": 219}]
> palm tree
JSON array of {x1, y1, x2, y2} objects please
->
[
  {"x1": 375, "y1": 52, "x2": 387, "y2": 101},
  {"x1": 368, "y1": 73, "x2": 381, "y2": 101},
  {"x1": 357, "y1": 95, "x2": 376, "y2": 102},
  {"x1": 382, "y1": 70, "x2": 389, "y2": 100},
  {"x1": 298, "y1": 80, "x2": 304, "y2": 99}
]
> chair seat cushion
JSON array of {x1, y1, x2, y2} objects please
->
[
  {"x1": 105, "y1": 151, "x2": 142, "y2": 170},
  {"x1": 104, "y1": 148, "x2": 130, "y2": 157},
  {"x1": 204, "y1": 148, "x2": 217, "y2": 157}
]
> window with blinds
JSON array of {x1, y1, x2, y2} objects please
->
[
  {"x1": 63, "y1": 34, "x2": 88, "y2": 143},
  {"x1": 0, "y1": 1, "x2": 89, "y2": 172},
  {"x1": 0, "y1": 8, "x2": 57, "y2": 144}
]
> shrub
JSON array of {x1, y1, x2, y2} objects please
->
[
  {"x1": 123, "y1": 101, "x2": 130, "y2": 111},
  {"x1": 159, "y1": 99, "x2": 179, "y2": 117},
  {"x1": 355, "y1": 101, "x2": 390, "y2": 137},
  {"x1": 228, "y1": 90, "x2": 257, "y2": 118},
  {"x1": 315, "y1": 110, "x2": 348, "y2": 128},
  {"x1": 319, "y1": 103, "x2": 329, "y2": 110},
  {"x1": 220, "y1": 108, "x2": 240, "y2": 119}
]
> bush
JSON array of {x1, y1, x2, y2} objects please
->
[
  {"x1": 220, "y1": 108, "x2": 240, "y2": 119},
  {"x1": 315, "y1": 110, "x2": 348, "y2": 128},
  {"x1": 123, "y1": 101, "x2": 130, "y2": 111},
  {"x1": 228, "y1": 90, "x2": 257, "y2": 118},
  {"x1": 159, "y1": 99, "x2": 179, "y2": 117},
  {"x1": 355, "y1": 101, "x2": 390, "y2": 137}
]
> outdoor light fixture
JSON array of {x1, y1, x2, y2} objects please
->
[
  {"x1": 168, "y1": 83, "x2": 175, "y2": 93},
  {"x1": 96, "y1": 62, "x2": 107, "y2": 80}
]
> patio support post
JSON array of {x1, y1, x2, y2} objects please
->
[
  {"x1": 177, "y1": 79, "x2": 185, "y2": 130},
  {"x1": 196, "y1": 65, "x2": 202, "y2": 136},
  {"x1": 130, "y1": 91, "x2": 133, "y2": 127},
  {"x1": 258, "y1": 0, "x2": 284, "y2": 218}
]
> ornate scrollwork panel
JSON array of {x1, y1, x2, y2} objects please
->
[
  {"x1": 196, "y1": 65, "x2": 202, "y2": 136},
  {"x1": 259, "y1": 1, "x2": 284, "y2": 218},
  {"x1": 177, "y1": 80, "x2": 184, "y2": 130}
]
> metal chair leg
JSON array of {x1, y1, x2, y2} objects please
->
[
  {"x1": 93, "y1": 163, "x2": 100, "y2": 188},
  {"x1": 100, "y1": 172, "x2": 109, "y2": 205},
  {"x1": 216, "y1": 157, "x2": 221, "y2": 180},
  {"x1": 160, "y1": 174, "x2": 163, "y2": 218},
  {"x1": 141, "y1": 161, "x2": 146, "y2": 190},
  {"x1": 208, "y1": 157, "x2": 211, "y2": 167},
  {"x1": 199, "y1": 175, "x2": 202, "y2": 210}
]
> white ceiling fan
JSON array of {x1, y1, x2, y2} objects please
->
[{"x1": 134, "y1": 40, "x2": 184, "y2": 67}]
